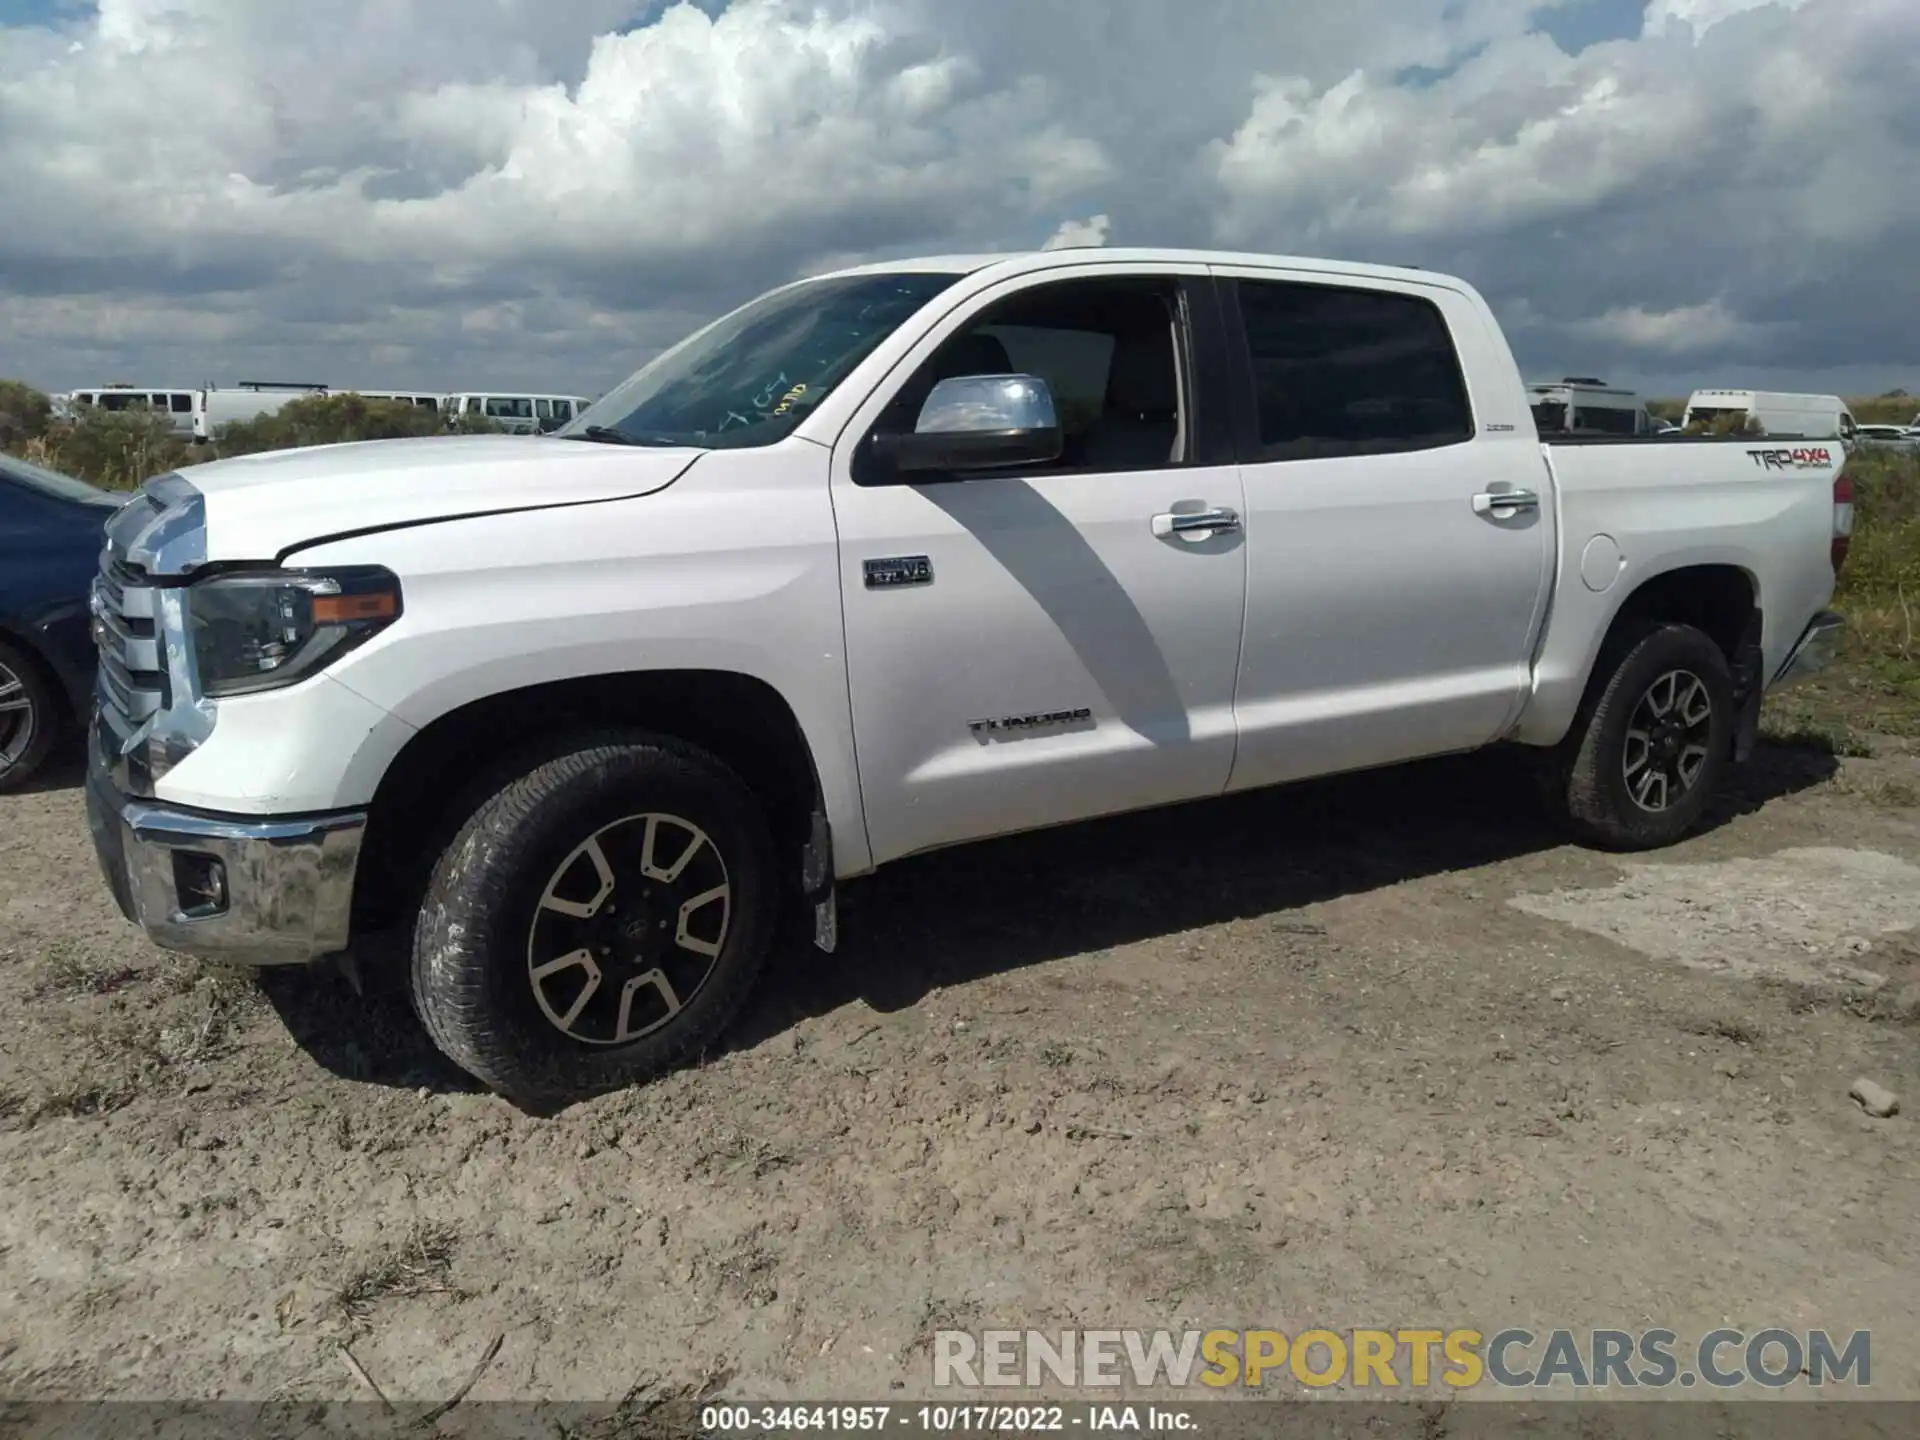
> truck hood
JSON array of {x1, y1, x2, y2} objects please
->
[{"x1": 155, "y1": 435, "x2": 705, "y2": 565}]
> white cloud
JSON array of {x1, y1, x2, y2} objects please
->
[
  {"x1": 0, "y1": 0, "x2": 1912, "y2": 394},
  {"x1": 1563, "y1": 300, "x2": 1766, "y2": 355},
  {"x1": 1042, "y1": 215, "x2": 1112, "y2": 250},
  {"x1": 1643, "y1": 0, "x2": 1814, "y2": 39},
  {"x1": 1211, "y1": 0, "x2": 1912, "y2": 249}
]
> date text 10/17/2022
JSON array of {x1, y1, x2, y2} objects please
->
[{"x1": 700, "y1": 1405, "x2": 1193, "y2": 1433}]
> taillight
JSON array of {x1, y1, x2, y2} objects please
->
[{"x1": 1832, "y1": 472, "x2": 1854, "y2": 574}]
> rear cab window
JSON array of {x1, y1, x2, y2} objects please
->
[{"x1": 1228, "y1": 278, "x2": 1474, "y2": 460}]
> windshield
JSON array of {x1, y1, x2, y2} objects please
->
[
  {"x1": 0, "y1": 452, "x2": 115, "y2": 505},
  {"x1": 562, "y1": 271, "x2": 963, "y2": 449}
]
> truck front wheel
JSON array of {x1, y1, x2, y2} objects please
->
[
  {"x1": 1550, "y1": 622, "x2": 1735, "y2": 850},
  {"x1": 409, "y1": 735, "x2": 777, "y2": 1104}
]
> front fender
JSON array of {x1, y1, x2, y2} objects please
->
[{"x1": 276, "y1": 456, "x2": 870, "y2": 873}]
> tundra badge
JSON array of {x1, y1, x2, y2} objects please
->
[{"x1": 969, "y1": 707, "x2": 1094, "y2": 738}]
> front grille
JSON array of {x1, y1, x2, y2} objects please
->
[{"x1": 92, "y1": 555, "x2": 167, "y2": 744}]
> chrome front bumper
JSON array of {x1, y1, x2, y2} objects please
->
[
  {"x1": 1771, "y1": 610, "x2": 1846, "y2": 690},
  {"x1": 85, "y1": 723, "x2": 367, "y2": 966}
]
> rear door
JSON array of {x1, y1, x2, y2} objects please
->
[
  {"x1": 830, "y1": 262, "x2": 1249, "y2": 866},
  {"x1": 1212, "y1": 266, "x2": 1554, "y2": 791}
]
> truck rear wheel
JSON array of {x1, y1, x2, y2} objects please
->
[
  {"x1": 1550, "y1": 622, "x2": 1734, "y2": 850},
  {"x1": 409, "y1": 734, "x2": 777, "y2": 1105}
]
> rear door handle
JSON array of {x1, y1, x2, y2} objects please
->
[
  {"x1": 1472, "y1": 489, "x2": 1540, "y2": 516},
  {"x1": 1152, "y1": 506, "x2": 1241, "y2": 542}
]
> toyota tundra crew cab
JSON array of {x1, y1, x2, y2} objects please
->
[{"x1": 83, "y1": 248, "x2": 1853, "y2": 1104}]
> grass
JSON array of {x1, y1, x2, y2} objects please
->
[
  {"x1": 1846, "y1": 394, "x2": 1918, "y2": 427},
  {"x1": 2, "y1": 383, "x2": 500, "y2": 492},
  {"x1": 334, "y1": 1220, "x2": 461, "y2": 1321},
  {"x1": 1761, "y1": 447, "x2": 1920, "y2": 745},
  {"x1": 13, "y1": 956, "x2": 265, "y2": 1128},
  {"x1": 1832, "y1": 773, "x2": 1920, "y2": 809},
  {"x1": 1757, "y1": 714, "x2": 1876, "y2": 757},
  {"x1": 27, "y1": 1079, "x2": 137, "y2": 1122},
  {"x1": 33, "y1": 944, "x2": 144, "y2": 998}
]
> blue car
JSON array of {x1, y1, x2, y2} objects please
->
[{"x1": 0, "y1": 453, "x2": 122, "y2": 790}]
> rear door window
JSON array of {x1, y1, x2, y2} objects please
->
[{"x1": 1232, "y1": 280, "x2": 1474, "y2": 459}]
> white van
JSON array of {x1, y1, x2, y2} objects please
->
[
  {"x1": 442, "y1": 393, "x2": 591, "y2": 434},
  {"x1": 194, "y1": 382, "x2": 330, "y2": 442},
  {"x1": 66, "y1": 386, "x2": 201, "y2": 439},
  {"x1": 1682, "y1": 389, "x2": 1858, "y2": 442},
  {"x1": 1526, "y1": 377, "x2": 1656, "y2": 436}
]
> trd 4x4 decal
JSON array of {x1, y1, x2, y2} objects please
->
[{"x1": 1747, "y1": 446, "x2": 1833, "y2": 470}]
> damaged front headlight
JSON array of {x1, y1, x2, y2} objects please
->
[{"x1": 183, "y1": 567, "x2": 402, "y2": 697}]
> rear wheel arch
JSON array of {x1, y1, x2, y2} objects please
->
[
  {"x1": 353, "y1": 669, "x2": 829, "y2": 934},
  {"x1": 1547, "y1": 563, "x2": 1753, "y2": 729},
  {"x1": 1550, "y1": 621, "x2": 1737, "y2": 850},
  {"x1": 1598, "y1": 563, "x2": 1759, "y2": 668},
  {"x1": 1535, "y1": 563, "x2": 1761, "y2": 848}
]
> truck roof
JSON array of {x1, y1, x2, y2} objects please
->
[{"x1": 815, "y1": 247, "x2": 1453, "y2": 290}]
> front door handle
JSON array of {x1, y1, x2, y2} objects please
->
[
  {"x1": 1152, "y1": 506, "x2": 1241, "y2": 542},
  {"x1": 1472, "y1": 488, "x2": 1540, "y2": 516}
]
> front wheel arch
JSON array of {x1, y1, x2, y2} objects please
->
[{"x1": 353, "y1": 669, "x2": 831, "y2": 936}]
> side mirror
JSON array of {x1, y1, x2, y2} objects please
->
[{"x1": 875, "y1": 374, "x2": 1063, "y2": 475}]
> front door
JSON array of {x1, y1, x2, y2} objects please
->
[{"x1": 830, "y1": 265, "x2": 1249, "y2": 867}]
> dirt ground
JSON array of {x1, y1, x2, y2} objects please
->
[{"x1": 3, "y1": 732, "x2": 1919, "y2": 1419}]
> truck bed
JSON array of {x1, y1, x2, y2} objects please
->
[{"x1": 1514, "y1": 432, "x2": 1844, "y2": 748}]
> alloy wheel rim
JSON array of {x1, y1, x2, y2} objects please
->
[
  {"x1": 1623, "y1": 668, "x2": 1714, "y2": 813},
  {"x1": 524, "y1": 812, "x2": 731, "y2": 1045},
  {"x1": 0, "y1": 661, "x2": 35, "y2": 775}
]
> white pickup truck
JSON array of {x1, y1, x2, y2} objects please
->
[{"x1": 84, "y1": 247, "x2": 1852, "y2": 1104}]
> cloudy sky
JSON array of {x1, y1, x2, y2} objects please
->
[{"x1": 0, "y1": 0, "x2": 1914, "y2": 400}]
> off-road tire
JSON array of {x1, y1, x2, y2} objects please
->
[
  {"x1": 1549, "y1": 622, "x2": 1734, "y2": 850},
  {"x1": 409, "y1": 733, "x2": 777, "y2": 1105},
  {"x1": 0, "y1": 638, "x2": 61, "y2": 794}
]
